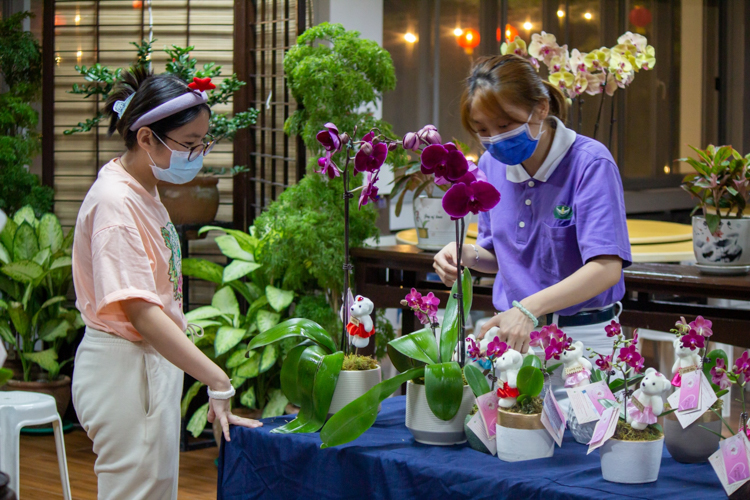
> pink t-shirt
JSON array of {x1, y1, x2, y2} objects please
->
[{"x1": 72, "y1": 159, "x2": 186, "y2": 341}]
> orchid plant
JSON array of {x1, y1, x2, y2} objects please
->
[
  {"x1": 707, "y1": 351, "x2": 750, "y2": 440},
  {"x1": 465, "y1": 335, "x2": 508, "y2": 392},
  {"x1": 529, "y1": 324, "x2": 571, "y2": 377},
  {"x1": 502, "y1": 31, "x2": 655, "y2": 146}
]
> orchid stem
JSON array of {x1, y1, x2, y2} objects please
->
[
  {"x1": 455, "y1": 218, "x2": 466, "y2": 367},
  {"x1": 341, "y1": 144, "x2": 354, "y2": 356},
  {"x1": 593, "y1": 85, "x2": 605, "y2": 139},
  {"x1": 608, "y1": 93, "x2": 616, "y2": 151}
]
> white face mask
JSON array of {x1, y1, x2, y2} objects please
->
[{"x1": 148, "y1": 133, "x2": 204, "y2": 184}]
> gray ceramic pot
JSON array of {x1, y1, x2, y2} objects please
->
[
  {"x1": 464, "y1": 413, "x2": 492, "y2": 455},
  {"x1": 567, "y1": 405, "x2": 597, "y2": 445},
  {"x1": 664, "y1": 410, "x2": 722, "y2": 463}
]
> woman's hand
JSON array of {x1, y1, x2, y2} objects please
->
[
  {"x1": 208, "y1": 397, "x2": 263, "y2": 442},
  {"x1": 478, "y1": 307, "x2": 535, "y2": 353},
  {"x1": 433, "y1": 242, "x2": 463, "y2": 287}
]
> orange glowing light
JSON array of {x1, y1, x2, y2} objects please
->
[
  {"x1": 496, "y1": 24, "x2": 519, "y2": 42},
  {"x1": 457, "y1": 28, "x2": 480, "y2": 54}
]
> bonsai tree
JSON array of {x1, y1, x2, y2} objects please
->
[
  {"x1": 0, "y1": 12, "x2": 54, "y2": 217},
  {"x1": 65, "y1": 40, "x2": 258, "y2": 176}
]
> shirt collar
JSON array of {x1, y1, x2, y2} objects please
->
[{"x1": 505, "y1": 116, "x2": 577, "y2": 183}]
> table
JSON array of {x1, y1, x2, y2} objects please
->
[
  {"x1": 217, "y1": 396, "x2": 723, "y2": 500},
  {"x1": 351, "y1": 246, "x2": 750, "y2": 347}
]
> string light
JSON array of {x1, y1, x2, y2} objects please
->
[
  {"x1": 584, "y1": 12, "x2": 593, "y2": 20},
  {"x1": 664, "y1": 165, "x2": 671, "y2": 174},
  {"x1": 76, "y1": 50, "x2": 82, "y2": 57},
  {"x1": 453, "y1": 28, "x2": 463, "y2": 37},
  {"x1": 74, "y1": 14, "x2": 81, "y2": 24},
  {"x1": 55, "y1": 55, "x2": 62, "y2": 66},
  {"x1": 557, "y1": 10, "x2": 565, "y2": 18},
  {"x1": 466, "y1": 155, "x2": 478, "y2": 164},
  {"x1": 523, "y1": 21, "x2": 533, "y2": 30},
  {"x1": 404, "y1": 32, "x2": 417, "y2": 43}
]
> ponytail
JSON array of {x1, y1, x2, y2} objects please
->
[{"x1": 542, "y1": 80, "x2": 568, "y2": 123}]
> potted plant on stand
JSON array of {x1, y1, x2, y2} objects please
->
[
  {"x1": 0, "y1": 207, "x2": 80, "y2": 418},
  {"x1": 66, "y1": 40, "x2": 259, "y2": 226},
  {"x1": 680, "y1": 144, "x2": 750, "y2": 273}
]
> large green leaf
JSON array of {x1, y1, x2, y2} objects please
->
[
  {"x1": 704, "y1": 349, "x2": 729, "y2": 392},
  {"x1": 214, "y1": 326, "x2": 246, "y2": 356},
  {"x1": 60, "y1": 225, "x2": 75, "y2": 251},
  {"x1": 8, "y1": 302, "x2": 29, "y2": 336},
  {"x1": 40, "y1": 319, "x2": 71, "y2": 342},
  {"x1": 0, "y1": 218, "x2": 17, "y2": 251},
  {"x1": 198, "y1": 226, "x2": 258, "y2": 255},
  {"x1": 248, "y1": 318, "x2": 336, "y2": 354},
  {"x1": 0, "y1": 368, "x2": 13, "y2": 387},
  {"x1": 440, "y1": 268, "x2": 473, "y2": 364},
  {"x1": 229, "y1": 280, "x2": 259, "y2": 305},
  {"x1": 225, "y1": 346, "x2": 249, "y2": 369},
  {"x1": 212, "y1": 286, "x2": 240, "y2": 317},
  {"x1": 262, "y1": 389, "x2": 289, "y2": 418},
  {"x1": 49, "y1": 256, "x2": 72, "y2": 271},
  {"x1": 181, "y1": 381, "x2": 204, "y2": 418},
  {"x1": 223, "y1": 260, "x2": 261, "y2": 283},
  {"x1": 2, "y1": 261, "x2": 44, "y2": 283},
  {"x1": 0, "y1": 322, "x2": 16, "y2": 347},
  {"x1": 24, "y1": 349, "x2": 59, "y2": 373},
  {"x1": 37, "y1": 213, "x2": 64, "y2": 253},
  {"x1": 185, "y1": 305, "x2": 223, "y2": 322},
  {"x1": 215, "y1": 235, "x2": 255, "y2": 262},
  {"x1": 517, "y1": 366, "x2": 544, "y2": 398},
  {"x1": 522, "y1": 355, "x2": 543, "y2": 370},
  {"x1": 388, "y1": 328, "x2": 439, "y2": 365},
  {"x1": 387, "y1": 343, "x2": 426, "y2": 373},
  {"x1": 182, "y1": 258, "x2": 223, "y2": 284},
  {"x1": 256, "y1": 310, "x2": 281, "y2": 333},
  {"x1": 240, "y1": 386, "x2": 256, "y2": 408},
  {"x1": 236, "y1": 355, "x2": 260, "y2": 378},
  {"x1": 271, "y1": 348, "x2": 344, "y2": 434},
  {"x1": 464, "y1": 362, "x2": 491, "y2": 397},
  {"x1": 187, "y1": 402, "x2": 210, "y2": 438},
  {"x1": 425, "y1": 362, "x2": 464, "y2": 421},
  {"x1": 12, "y1": 206, "x2": 36, "y2": 228},
  {"x1": 320, "y1": 366, "x2": 425, "y2": 448},
  {"x1": 259, "y1": 344, "x2": 278, "y2": 373},
  {"x1": 13, "y1": 223, "x2": 39, "y2": 262},
  {"x1": 279, "y1": 341, "x2": 314, "y2": 406},
  {"x1": 0, "y1": 243, "x2": 10, "y2": 265},
  {"x1": 32, "y1": 248, "x2": 51, "y2": 268},
  {"x1": 266, "y1": 285, "x2": 295, "y2": 312}
]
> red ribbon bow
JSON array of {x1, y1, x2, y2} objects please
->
[
  {"x1": 496, "y1": 382, "x2": 519, "y2": 399},
  {"x1": 188, "y1": 77, "x2": 216, "y2": 92}
]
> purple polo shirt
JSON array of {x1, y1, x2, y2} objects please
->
[{"x1": 476, "y1": 119, "x2": 631, "y2": 316}]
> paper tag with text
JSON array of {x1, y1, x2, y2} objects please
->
[
  {"x1": 567, "y1": 381, "x2": 617, "y2": 424},
  {"x1": 541, "y1": 388, "x2": 566, "y2": 447},
  {"x1": 467, "y1": 413, "x2": 497, "y2": 456},
  {"x1": 711, "y1": 434, "x2": 750, "y2": 495},
  {"x1": 678, "y1": 370, "x2": 701, "y2": 412},
  {"x1": 667, "y1": 372, "x2": 718, "y2": 429},
  {"x1": 722, "y1": 433, "x2": 750, "y2": 485},
  {"x1": 476, "y1": 392, "x2": 499, "y2": 439},
  {"x1": 587, "y1": 405, "x2": 619, "y2": 455}
]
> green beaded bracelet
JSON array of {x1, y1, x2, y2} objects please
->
[{"x1": 512, "y1": 300, "x2": 539, "y2": 328}]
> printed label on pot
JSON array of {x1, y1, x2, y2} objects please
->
[
  {"x1": 467, "y1": 413, "x2": 497, "y2": 456},
  {"x1": 541, "y1": 389, "x2": 566, "y2": 447},
  {"x1": 711, "y1": 434, "x2": 750, "y2": 495},
  {"x1": 587, "y1": 405, "x2": 619, "y2": 455}
]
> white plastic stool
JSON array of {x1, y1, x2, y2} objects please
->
[{"x1": 0, "y1": 391, "x2": 72, "y2": 499}]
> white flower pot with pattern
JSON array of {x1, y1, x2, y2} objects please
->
[{"x1": 328, "y1": 367, "x2": 382, "y2": 416}]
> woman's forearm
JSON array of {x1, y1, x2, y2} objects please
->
[
  {"x1": 464, "y1": 244, "x2": 499, "y2": 274},
  {"x1": 520, "y1": 256, "x2": 623, "y2": 318},
  {"x1": 122, "y1": 299, "x2": 231, "y2": 391}
]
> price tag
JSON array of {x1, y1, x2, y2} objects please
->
[
  {"x1": 476, "y1": 392, "x2": 499, "y2": 439},
  {"x1": 711, "y1": 433, "x2": 750, "y2": 495},
  {"x1": 587, "y1": 405, "x2": 619, "y2": 455},
  {"x1": 466, "y1": 413, "x2": 497, "y2": 456},
  {"x1": 667, "y1": 372, "x2": 717, "y2": 429},
  {"x1": 678, "y1": 370, "x2": 701, "y2": 412},
  {"x1": 567, "y1": 380, "x2": 616, "y2": 424},
  {"x1": 541, "y1": 388, "x2": 566, "y2": 447}
]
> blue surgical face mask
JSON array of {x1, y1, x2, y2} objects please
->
[
  {"x1": 148, "y1": 133, "x2": 204, "y2": 184},
  {"x1": 479, "y1": 110, "x2": 544, "y2": 165}
]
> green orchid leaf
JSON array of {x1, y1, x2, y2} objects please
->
[
  {"x1": 212, "y1": 286, "x2": 240, "y2": 317},
  {"x1": 185, "y1": 305, "x2": 223, "y2": 322},
  {"x1": 37, "y1": 213, "x2": 64, "y2": 253},
  {"x1": 180, "y1": 381, "x2": 204, "y2": 418},
  {"x1": 216, "y1": 235, "x2": 255, "y2": 262},
  {"x1": 609, "y1": 374, "x2": 644, "y2": 393},
  {"x1": 590, "y1": 369, "x2": 604, "y2": 383},
  {"x1": 222, "y1": 260, "x2": 261, "y2": 283},
  {"x1": 517, "y1": 366, "x2": 544, "y2": 398},
  {"x1": 256, "y1": 310, "x2": 281, "y2": 333},
  {"x1": 387, "y1": 343, "x2": 426, "y2": 373},
  {"x1": 186, "y1": 402, "x2": 210, "y2": 438},
  {"x1": 279, "y1": 342, "x2": 313, "y2": 406},
  {"x1": 545, "y1": 362, "x2": 563, "y2": 375},
  {"x1": 388, "y1": 328, "x2": 439, "y2": 365},
  {"x1": 2, "y1": 261, "x2": 44, "y2": 283},
  {"x1": 240, "y1": 386, "x2": 257, "y2": 409},
  {"x1": 516, "y1": 394, "x2": 529, "y2": 405},
  {"x1": 464, "y1": 362, "x2": 491, "y2": 397},
  {"x1": 262, "y1": 389, "x2": 289, "y2": 418},
  {"x1": 214, "y1": 326, "x2": 246, "y2": 356},
  {"x1": 440, "y1": 268, "x2": 472, "y2": 364},
  {"x1": 13, "y1": 222, "x2": 39, "y2": 262},
  {"x1": 182, "y1": 258, "x2": 223, "y2": 284},
  {"x1": 266, "y1": 285, "x2": 295, "y2": 312},
  {"x1": 320, "y1": 366, "x2": 425, "y2": 448},
  {"x1": 704, "y1": 349, "x2": 729, "y2": 392},
  {"x1": 248, "y1": 318, "x2": 336, "y2": 354},
  {"x1": 425, "y1": 362, "x2": 465, "y2": 421},
  {"x1": 522, "y1": 355, "x2": 543, "y2": 370}
]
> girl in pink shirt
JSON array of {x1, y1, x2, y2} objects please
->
[{"x1": 72, "y1": 67, "x2": 260, "y2": 499}]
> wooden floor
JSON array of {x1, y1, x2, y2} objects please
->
[{"x1": 19, "y1": 429, "x2": 218, "y2": 499}]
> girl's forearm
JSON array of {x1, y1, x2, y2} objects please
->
[
  {"x1": 520, "y1": 255, "x2": 623, "y2": 318},
  {"x1": 464, "y1": 244, "x2": 499, "y2": 274},
  {"x1": 122, "y1": 299, "x2": 231, "y2": 391}
]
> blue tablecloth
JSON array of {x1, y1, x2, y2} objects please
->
[{"x1": 218, "y1": 396, "x2": 724, "y2": 500}]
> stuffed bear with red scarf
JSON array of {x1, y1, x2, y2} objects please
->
[{"x1": 347, "y1": 295, "x2": 375, "y2": 348}]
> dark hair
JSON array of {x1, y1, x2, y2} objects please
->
[
  {"x1": 104, "y1": 66, "x2": 211, "y2": 149},
  {"x1": 461, "y1": 54, "x2": 568, "y2": 133}
]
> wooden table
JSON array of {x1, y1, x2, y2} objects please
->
[{"x1": 351, "y1": 245, "x2": 750, "y2": 347}]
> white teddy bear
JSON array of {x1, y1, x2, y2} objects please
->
[
  {"x1": 626, "y1": 367, "x2": 670, "y2": 430},
  {"x1": 347, "y1": 295, "x2": 375, "y2": 348},
  {"x1": 495, "y1": 348, "x2": 524, "y2": 408},
  {"x1": 561, "y1": 341, "x2": 593, "y2": 388},
  {"x1": 671, "y1": 337, "x2": 702, "y2": 387}
]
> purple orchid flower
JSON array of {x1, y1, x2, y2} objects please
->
[
  {"x1": 402, "y1": 132, "x2": 420, "y2": 152},
  {"x1": 417, "y1": 124, "x2": 442, "y2": 145},
  {"x1": 680, "y1": 329, "x2": 706, "y2": 351},
  {"x1": 529, "y1": 330, "x2": 547, "y2": 348},
  {"x1": 358, "y1": 172, "x2": 379, "y2": 209},
  {"x1": 487, "y1": 338, "x2": 509, "y2": 359},
  {"x1": 633, "y1": 356, "x2": 645, "y2": 374},
  {"x1": 466, "y1": 337, "x2": 481, "y2": 359},
  {"x1": 422, "y1": 292, "x2": 440, "y2": 322},
  {"x1": 354, "y1": 131, "x2": 388, "y2": 173},
  {"x1": 316, "y1": 123, "x2": 341, "y2": 152},
  {"x1": 442, "y1": 181, "x2": 501, "y2": 219},
  {"x1": 617, "y1": 344, "x2": 644, "y2": 371},
  {"x1": 711, "y1": 358, "x2": 731, "y2": 390},
  {"x1": 595, "y1": 354, "x2": 612, "y2": 372},
  {"x1": 420, "y1": 143, "x2": 469, "y2": 183},
  {"x1": 453, "y1": 160, "x2": 488, "y2": 185},
  {"x1": 605, "y1": 320, "x2": 621, "y2": 338},
  {"x1": 403, "y1": 288, "x2": 423, "y2": 309},
  {"x1": 689, "y1": 316, "x2": 713, "y2": 338},
  {"x1": 734, "y1": 351, "x2": 750, "y2": 377},
  {"x1": 316, "y1": 152, "x2": 340, "y2": 179},
  {"x1": 545, "y1": 334, "x2": 570, "y2": 361}
]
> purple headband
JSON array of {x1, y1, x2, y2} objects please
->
[{"x1": 129, "y1": 90, "x2": 208, "y2": 131}]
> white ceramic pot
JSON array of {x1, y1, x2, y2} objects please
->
[
  {"x1": 413, "y1": 197, "x2": 466, "y2": 251},
  {"x1": 496, "y1": 409, "x2": 555, "y2": 462},
  {"x1": 599, "y1": 437, "x2": 664, "y2": 484},
  {"x1": 405, "y1": 380, "x2": 475, "y2": 445},
  {"x1": 328, "y1": 367, "x2": 382, "y2": 415},
  {"x1": 692, "y1": 215, "x2": 750, "y2": 265}
]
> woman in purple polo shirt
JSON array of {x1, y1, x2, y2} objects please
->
[{"x1": 433, "y1": 54, "x2": 631, "y2": 404}]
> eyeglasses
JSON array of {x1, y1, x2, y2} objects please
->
[{"x1": 163, "y1": 133, "x2": 216, "y2": 161}]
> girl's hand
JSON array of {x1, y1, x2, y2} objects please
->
[
  {"x1": 478, "y1": 308, "x2": 535, "y2": 353},
  {"x1": 433, "y1": 242, "x2": 463, "y2": 286},
  {"x1": 208, "y1": 397, "x2": 263, "y2": 442}
]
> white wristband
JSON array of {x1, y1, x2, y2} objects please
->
[
  {"x1": 467, "y1": 244, "x2": 480, "y2": 266},
  {"x1": 207, "y1": 384, "x2": 236, "y2": 400}
]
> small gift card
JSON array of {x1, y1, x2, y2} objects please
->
[
  {"x1": 711, "y1": 434, "x2": 750, "y2": 495},
  {"x1": 567, "y1": 381, "x2": 617, "y2": 424},
  {"x1": 587, "y1": 405, "x2": 619, "y2": 455},
  {"x1": 667, "y1": 372, "x2": 718, "y2": 429},
  {"x1": 678, "y1": 370, "x2": 701, "y2": 412},
  {"x1": 466, "y1": 412, "x2": 497, "y2": 456},
  {"x1": 476, "y1": 392, "x2": 499, "y2": 439},
  {"x1": 541, "y1": 388, "x2": 566, "y2": 447}
]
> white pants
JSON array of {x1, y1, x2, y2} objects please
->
[{"x1": 72, "y1": 327, "x2": 183, "y2": 500}]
